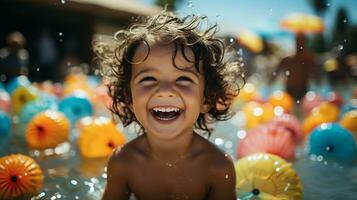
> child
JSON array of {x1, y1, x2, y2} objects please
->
[{"x1": 95, "y1": 10, "x2": 244, "y2": 200}]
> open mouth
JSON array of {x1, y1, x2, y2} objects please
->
[{"x1": 150, "y1": 106, "x2": 183, "y2": 121}]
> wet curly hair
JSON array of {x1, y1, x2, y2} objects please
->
[{"x1": 94, "y1": 10, "x2": 245, "y2": 136}]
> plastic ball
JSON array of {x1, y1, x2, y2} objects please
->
[
  {"x1": 268, "y1": 90, "x2": 294, "y2": 113},
  {"x1": 308, "y1": 123, "x2": 357, "y2": 162},
  {"x1": 0, "y1": 111, "x2": 11, "y2": 145},
  {"x1": 5, "y1": 75, "x2": 30, "y2": 94},
  {"x1": 234, "y1": 153, "x2": 303, "y2": 200},
  {"x1": 19, "y1": 97, "x2": 58, "y2": 126},
  {"x1": 59, "y1": 94, "x2": 93, "y2": 125},
  {"x1": 26, "y1": 110, "x2": 70, "y2": 150},
  {"x1": 0, "y1": 154, "x2": 43, "y2": 199},
  {"x1": 270, "y1": 113, "x2": 304, "y2": 144},
  {"x1": 78, "y1": 117, "x2": 126, "y2": 158},
  {"x1": 340, "y1": 110, "x2": 357, "y2": 138},
  {"x1": 237, "y1": 124, "x2": 296, "y2": 161},
  {"x1": 301, "y1": 91, "x2": 323, "y2": 116},
  {"x1": 11, "y1": 86, "x2": 38, "y2": 115},
  {"x1": 0, "y1": 88, "x2": 11, "y2": 114}
]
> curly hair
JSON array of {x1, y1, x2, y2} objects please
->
[{"x1": 93, "y1": 10, "x2": 245, "y2": 136}]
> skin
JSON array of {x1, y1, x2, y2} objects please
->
[{"x1": 102, "y1": 43, "x2": 236, "y2": 200}]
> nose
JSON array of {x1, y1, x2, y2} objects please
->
[{"x1": 156, "y1": 82, "x2": 175, "y2": 98}]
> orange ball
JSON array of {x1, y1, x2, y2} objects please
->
[
  {"x1": 78, "y1": 117, "x2": 126, "y2": 158},
  {"x1": 242, "y1": 102, "x2": 276, "y2": 129},
  {"x1": 340, "y1": 110, "x2": 357, "y2": 137},
  {"x1": 0, "y1": 154, "x2": 43, "y2": 199},
  {"x1": 26, "y1": 110, "x2": 70, "y2": 150},
  {"x1": 268, "y1": 90, "x2": 294, "y2": 113}
]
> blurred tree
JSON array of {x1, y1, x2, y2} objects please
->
[
  {"x1": 156, "y1": 0, "x2": 184, "y2": 11},
  {"x1": 309, "y1": 0, "x2": 328, "y2": 16},
  {"x1": 331, "y1": 7, "x2": 349, "y2": 53},
  {"x1": 308, "y1": 0, "x2": 329, "y2": 53}
]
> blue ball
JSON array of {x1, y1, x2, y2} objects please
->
[
  {"x1": 59, "y1": 94, "x2": 93, "y2": 125},
  {"x1": 5, "y1": 75, "x2": 30, "y2": 94},
  {"x1": 0, "y1": 111, "x2": 11, "y2": 144},
  {"x1": 308, "y1": 123, "x2": 357, "y2": 162},
  {"x1": 19, "y1": 95, "x2": 58, "y2": 126}
]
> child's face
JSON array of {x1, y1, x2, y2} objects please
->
[{"x1": 130, "y1": 43, "x2": 206, "y2": 140}]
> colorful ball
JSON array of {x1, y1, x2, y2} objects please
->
[
  {"x1": 78, "y1": 117, "x2": 126, "y2": 158},
  {"x1": 0, "y1": 154, "x2": 43, "y2": 199},
  {"x1": 11, "y1": 86, "x2": 38, "y2": 115},
  {"x1": 5, "y1": 75, "x2": 30, "y2": 94},
  {"x1": 242, "y1": 102, "x2": 276, "y2": 129},
  {"x1": 237, "y1": 124, "x2": 296, "y2": 161},
  {"x1": 308, "y1": 123, "x2": 357, "y2": 162},
  {"x1": 59, "y1": 94, "x2": 93, "y2": 125},
  {"x1": 0, "y1": 111, "x2": 11, "y2": 146},
  {"x1": 270, "y1": 113, "x2": 304, "y2": 144},
  {"x1": 340, "y1": 110, "x2": 357, "y2": 137},
  {"x1": 234, "y1": 153, "x2": 303, "y2": 200},
  {"x1": 19, "y1": 97, "x2": 57, "y2": 126},
  {"x1": 26, "y1": 110, "x2": 70, "y2": 150},
  {"x1": 268, "y1": 90, "x2": 294, "y2": 113},
  {"x1": 301, "y1": 91, "x2": 323, "y2": 116}
]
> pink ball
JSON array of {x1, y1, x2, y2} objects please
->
[
  {"x1": 270, "y1": 114, "x2": 304, "y2": 144},
  {"x1": 237, "y1": 124, "x2": 296, "y2": 161},
  {"x1": 301, "y1": 91, "x2": 323, "y2": 116},
  {"x1": 0, "y1": 90, "x2": 11, "y2": 114}
]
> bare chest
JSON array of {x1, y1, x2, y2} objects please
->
[{"x1": 128, "y1": 163, "x2": 209, "y2": 200}]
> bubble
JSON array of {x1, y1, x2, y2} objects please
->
[
  {"x1": 253, "y1": 107, "x2": 263, "y2": 116},
  {"x1": 299, "y1": 46, "x2": 303, "y2": 50},
  {"x1": 61, "y1": 0, "x2": 65, "y2": 4},
  {"x1": 237, "y1": 130, "x2": 247, "y2": 139},
  {"x1": 214, "y1": 138, "x2": 224, "y2": 146},
  {"x1": 225, "y1": 174, "x2": 229, "y2": 179},
  {"x1": 187, "y1": 1, "x2": 193, "y2": 8},
  {"x1": 59, "y1": 32, "x2": 62, "y2": 36},
  {"x1": 285, "y1": 70, "x2": 290, "y2": 76},
  {"x1": 338, "y1": 44, "x2": 344, "y2": 50},
  {"x1": 296, "y1": 100, "x2": 300, "y2": 104},
  {"x1": 59, "y1": 39, "x2": 63, "y2": 43},
  {"x1": 343, "y1": 18, "x2": 347, "y2": 23},
  {"x1": 224, "y1": 141, "x2": 233, "y2": 149},
  {"x1": 317, "y1": 155, "x2": 323, "y2": 162},
  {"x1": 229, "y1": 38, "x2": 234, "y2": 43},
  {"x1": 326, "y1": 2, "x2": 331, "y2": 6},
  {"x1": 344, "y1": 39, "x2": 347, "y2": 43},
  {"x1": 70, "y1": 180, "x2": 78, "y2": 185},
  {"x1": 36, "y1": 67, "x2": 40, "y2": 72},
  {"x1": 237, "y1": 48, "x2": 243, "y2": 56}
]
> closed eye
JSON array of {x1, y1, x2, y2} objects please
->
[
  {"x1": 176, "y1": 76, "x2": 193, "y2": 82},
  {"x1": 139, "y1": 76, "x2": 156, "y2": 83}
]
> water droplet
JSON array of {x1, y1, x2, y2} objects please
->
[
  {"x1": 214, "y1": 138, "x2": 224, "y2": 146},
  {"x1": 224, "y1": 141, "x2": 233, "y2": 149},
  {"x1": 225, "y1": 174, "x2": 229, "y2": 179},
  {"x1": 36, "y1": 67, "x2": 40, "y2": 72},
  {"x1": 343, "y1": 18, "x2": 347, "y2": 23},
  {"x1": 253, "y1": 107, "x2": 263, "y2": 116},
  {"x1": 237, "y1": 130, "x2": 246, "y2": 139},
  {"x1": 61, "y1": 0, "x2": 65, "y2": 4},
  {"x1": 59, "y1": 39, "x2": 63, "y2": 43},
  {"x1": 0, "y1": 74, "x2": 7, "y2": 82},
  {"x1": 187, "y1": 1, "x2": 193, "y2": 8},
  {"x1": 296, "y1": 100, "x2": 300, "y2": 104},
  {"x1": 272, "y1": 71, "x2": 277, "y2": 76},
  {"x1": 237, "y1": 48, "x2": 243, "y2": 56},
  {"x1": 326, "y1": 2, "x2": 330, "y2": 6},
  {"x1": 71, "y1": 180, "x2": 78, "y2": 185},
  {"x1": 317, "y1": 155, "x2": 323, "y2": 162},
  {"x1": 67, "y1": 61, "x2": 71, "y2": 66},
  {"x1": 275, "y1": 167, "x2": 280, "y2": 172},
  {"x1": 338, "y1": 44, "x2": 344, "y2": 50},
  {"x1": 59, "y1": 32, "x2": 62, "y2": 36},
  {"x1": 299, "y1": 46, "x2": 303, "y2": 50},
  {"x1": 75, "y1": 196, "x2": 79, "y2": 200},
  {"x1": 344, "y1": 39, "x2": 347, "y2": 43},
  {"x1": 285, "y1": 70, "x2": 290, "y2": 76}
]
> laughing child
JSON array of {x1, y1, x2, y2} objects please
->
[{"x1": 95, "y1": 10, "x2": 244, "y2": 200}]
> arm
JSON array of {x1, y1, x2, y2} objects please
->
[
  {"x1": 102, "y1": 148, "x2": 131, "y2": 200},
  {"x1": 207, "y1": 155, "x2": 236, "y2": 200}
]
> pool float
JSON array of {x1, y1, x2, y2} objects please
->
[
  {"x1": 301, "y1": 91, "x2": 323, "y2": 116},
  {"x1": 340, "y1": 110, "x2": 357, "y2": 138},
  {"x1": 59, "y1": 93, "x2": 93, "y2": 125},
  {"x1": 308, "y1": 123, "x2": 357, "y2": 162},
  {"x1": 270, "y1": 113, "x2": 304, "y2": 144},
  {"x1": 0, "y1": 154, "x2": 43, "y2": 199},
  {"x1": 5, "y1": 75, "x2": 30, "y2": 94},
  {"x1": 19, "y1": 96, "x2": 57, "y2": 126},
  {"x1": 78, "y1": 117, "x2": 126, "y2": 158},
  {"x1": 0, "y1": 111, "x2": 11, "y2": 146},
  {"x1": 0, "y1": 88, "x2": 11, "y2": 114},
  {"x1": 237, "y1": 124, "x2": 296, "y2": 161},
  {"x1": 302, "y1": 102, "x2": 339, "y2": 134},
  {"x1": 234, "y1": 153, "x2": 302, "y2": 200},
  {"x1": 26, "y1": 110, "x2": 70, "y2": 150},
  {"x1": 11, "y1": 86, "x2": 38, "y2": 115},
  {"x1": 268, "y1": 90, "x2": 294, "y2": 113}
]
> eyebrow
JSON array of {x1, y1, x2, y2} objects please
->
[{"x1": 133, "y1": 66, "x2": 201, "y2": 79}]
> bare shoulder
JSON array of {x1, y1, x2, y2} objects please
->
[{"x1": 193, "y1": 134, "x2": 236, "y2": 199}]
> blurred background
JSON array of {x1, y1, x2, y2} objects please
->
[{"x1": 1, "y1": 0, "x2": 357, "y2": 200}]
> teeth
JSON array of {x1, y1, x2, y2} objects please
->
[{"x1": 153, "y1": 107, "x2": 181, "y2": 112}]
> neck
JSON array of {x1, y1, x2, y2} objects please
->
[{"x1": 145, "y1": 130, "x2": 195, "y2": 162}]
